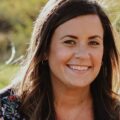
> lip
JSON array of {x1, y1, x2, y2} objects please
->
[{"x1": 67, "y1": 64, "x2": 92, "y2": 73}]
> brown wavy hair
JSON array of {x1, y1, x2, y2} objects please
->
[{"x1": 14, "y1": 0, "x2": 120, "y2": 119}]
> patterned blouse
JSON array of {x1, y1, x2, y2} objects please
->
[{"x1": 0, "y1": 89, "x2": 26, "y2": 120}]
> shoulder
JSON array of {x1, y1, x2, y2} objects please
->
[{"x1": 0, "y1": 88, "x2": 25, "y2": 120}]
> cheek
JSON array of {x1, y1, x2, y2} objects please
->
[
  {"x1": 49, "y1": 45, "x2": 73, "y2": 64},
  {"x1": 52, "y1": 51, "x2": 71, "y2": 65},
  {"x1": 93, "y1": 49, "x2": 103, "y2": 68}
]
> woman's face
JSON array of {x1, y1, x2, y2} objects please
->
[{"x1": 48, "y1": 14, "x2": 104, "y2": 89}]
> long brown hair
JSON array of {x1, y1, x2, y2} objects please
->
[{"x1": 14, "y1": 0, "x2": 120, "y2": 119}]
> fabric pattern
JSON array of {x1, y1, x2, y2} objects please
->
[{"x1": 0, "y1": 89, "x2": 26, "y2": 120}]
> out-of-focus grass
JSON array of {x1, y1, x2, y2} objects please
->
[{"x1": 0, "y1": 64, "x2": 19, "y2": 89}]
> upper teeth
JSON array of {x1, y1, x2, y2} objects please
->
[{"x1": 69, "y1": 65, "x2": 89, "y2": 71}]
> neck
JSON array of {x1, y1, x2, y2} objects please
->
[
  {"x1": 53, "y1": 81, "x2": 92, "y2": 108},
  {"x1": 52, "y1": 82, "x2": 94, "y2": 120}
]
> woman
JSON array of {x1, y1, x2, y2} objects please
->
[{"x1": 0, "y1": 0, "x2": 120, "y2": 119}]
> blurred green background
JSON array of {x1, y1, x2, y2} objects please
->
[{"x1": 0, "y1": 0, "x2": 120, "y2": 89}]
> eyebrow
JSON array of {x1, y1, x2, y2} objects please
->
[
  {"x1": 61, "y1": 35, "x2": 78, "y2": 40},
  {"x1": 88, "y1": 35, "x2": 103, "y2": 40},
  {"x1": 61, "y1": 35, "x2": 103, "y2": 40}
]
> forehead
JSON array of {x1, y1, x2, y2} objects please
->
[{"x1": 53, "y1": 14, "x2": 103, "y2": 38}]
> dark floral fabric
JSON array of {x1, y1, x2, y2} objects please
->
[{"x1": 0, "y1": 89, "x2": 26, "y2": 120}]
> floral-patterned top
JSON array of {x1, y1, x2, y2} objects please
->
[{"x1": 0, "y1": 89, "x2": 26, "y2": 120}]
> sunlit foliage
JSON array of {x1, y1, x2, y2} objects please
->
[{"x1": 0, "y1": 0, "x2": 47, "y2": 62}]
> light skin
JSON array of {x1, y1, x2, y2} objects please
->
[{"x1": 48, "y1": 14, "x2": 104, "y2": 120}]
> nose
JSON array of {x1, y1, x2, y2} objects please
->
[{"x1": 74, "y1": 44, "x2": 90, "y2": 59}]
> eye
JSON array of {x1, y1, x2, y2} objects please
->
[
  {"x1": 88, "y1": 40, "x2": 100, "y2": 46},
  {"x1": 63, "y1": 40, "x2": 76, "y2": 46}
]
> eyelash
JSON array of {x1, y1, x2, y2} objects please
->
[
  {"x1": 63, "y1": 40, "x2": 76, "y2": 45},
  {"x1": 63, "y1": 40, "x2": 101, "y2": 47},
  {"x1": 88, "y1": 41, "x2": 100, "y2": 46}
]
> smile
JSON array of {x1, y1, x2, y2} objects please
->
[{"x1": 68, "y1": 65, "x2": 91, "y2": 71}]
